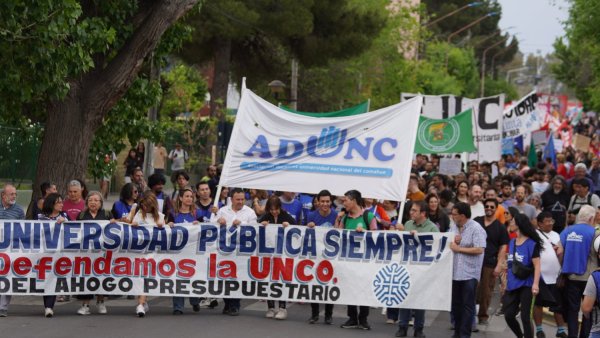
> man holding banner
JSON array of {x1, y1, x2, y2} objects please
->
[{"x1": 0, "y1": 184, "x2": 24, "y2": 317}]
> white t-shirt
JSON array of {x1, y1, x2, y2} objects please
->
[
  {"x1": 470, "y1": 201, "x2": 485, "y2": 219},
  {"x1": 169, "y1": 148, "x2": 188, "y2": 171},
  {"x1": 536, "y1": 229, "x2": 562, "y2": 284},
  {"x1": 132, "y1": 211, "x2": 165, "y2": 226},
  {"x1": 532, "y1": 181, "x2": 550, "y2": 194}
]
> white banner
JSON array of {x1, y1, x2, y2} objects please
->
[
  {"x1": 503, "y1": 91, "x2": 542, "y2": 145},
  {"x1": 401, "y1": 93, "x2": 505, "y2": 162},
  {"x1": 0, "y1": 221, "x2": 453, "y2": 311},
  {"x1": 220, "y1": 87, "x2": 422, "y2": 201}
]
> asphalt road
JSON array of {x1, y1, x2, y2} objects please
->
[{"x1": 1, "y1": 291, "x2": 557, "y2": 338}]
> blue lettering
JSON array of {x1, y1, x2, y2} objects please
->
[
  {"x1": 82, "y1": 223, "x2": 102, "y2": 250},
  {"x1": 169, "y1": 226, "x2": 188, "y2": 251},
  {"x1": 344, "y1": 137, "x2": 373, "y2": 160},
  {"x1": 402, "y1": 233, "x2": 419, "y2": 262},
  {"x1": 63, "y1": 223, "x2": 81, "y2": 250},
  {"x1": 323, "y1": 229, "x2": 340, "y2": 258},
  {"x1": 277, "y1": 139, "x2": 304, "y2": 159},
  {"x1": 373, "y1": 138, "x2": 397, "y2": 161},
  {"x1": 130, "y1": 226, "x2": 150, "y2": 251},
  {"x1": 148, "y1": 227, "x2": 168, "y2": 251},
  {"x1": 103, "y1": 223, "x2": 122, "y2": 250},
  {"x1": 243, "y1": 135, "x2": 272, "y2": 158},
  {"x1": 418, "y1": 235, "x2": 435, "y2": 262},
  {"x1": 12, "y1": 222, "x2": 31, "y2": 250},
  {"x1": 0, "y1": 222, "x2": 10, "y2": 250},
  {"x1": 301, "y1": 228, "x2": 317, "y2": 257},
  {"x1": 285, "y1": 227, "x2": 302, "y2": 256},
  {"x1": 198, "y1": 225, "x2": 218, "y2": 252},
  {"x1": 365, "y1": 232, "x2": 385, "y2": 260},
  {"x1": 306, "y1": 130, "x2": 347, "y2": 158},
  {"x1": 347, "y1": 232, "x2": 364, "y2": 259},
  {"x1": 239, "y1": 225, "x2": 257, "y2": 254},
  {"x1": 258, "y1": 226, "x2": 274, "y2": 254},
  {"x1": 219, "y1": 226, "x2": 237, "y2": 253},
  {"x1": 385, "y1": 232, "x2": 402, "y2": 260}
]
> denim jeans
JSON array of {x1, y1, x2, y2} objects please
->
[
  {"x1": 399, "y1": 309, "x2": 425, "y2": 330},
  {"x1": 172, "y1": 297, "x2": 200, "y2": 312},
  {"x1": 224, "y1": 298, "x2": 240, "y2": 311},
  {"x1": 452, "y1": 279, "x2": 478, "y2": 338}
]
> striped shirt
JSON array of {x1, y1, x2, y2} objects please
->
[
  {"x1": 452, "y1": 218, "x2": 487, "y2": 281},
  {"x1": 0, "y1": 203, "x2": 24, "y2": 220}
]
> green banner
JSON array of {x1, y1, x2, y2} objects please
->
[
  {"x1": 414, "y1": 109, "x2": 476, "y2": 154},
  {"x1": 281, "y1": 100, "x2": 369, "y2": 117}
]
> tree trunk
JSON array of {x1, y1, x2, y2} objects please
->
[
  {"x1": 29, "y1": 0, "x2": 200, "y2": 213},
  {"x1": 210, "y1": 38, "x2": 232, "y2": 118}
]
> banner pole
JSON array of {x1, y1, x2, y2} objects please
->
[
  {"x1": 397, "y1": 201, "x2": 406, "y2": 229},
  {"x1": 213, "y1": 185, "x2": 222, "y2": 210}
]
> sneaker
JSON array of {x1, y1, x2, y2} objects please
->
[
  {"x1": 56, "y1": 296, "x2": 66, "y2": 302},
  {"x1": 340, "y1": 319, "x2": 359, "y2": 329},
  {"x1": 495, "y1": 308, "x2": 504, "y2": 316},
  {"x1": 143, "y1": 302, "x2": 149, "y2": 313},
  {"x1": 395, "y1": 327, "x2": 408, "y2": 337},
  {"x1": 173, "y1": 310, "x2": 183, "y2": 315},
  {"x1": 77, "y1": 305, "x2": 91, "y2": 315},
  {"x1": 308, "y1": 315, "x2": 319, "y2": 324},
  {"x1": 266, "y1": 308, "x2": 277, "y2": 318},
  {"x1": 0, "y1": 309, "x2": 7, "y2": 317},
  {"x1": 387, "y1": 318, "x2": 396, "y2": 324},
  {"x1": 222, "y1": 307, "x2": 230, "y2": 315},
  {"x1": 382, "y1": 308, "x2": 387, "y2": 315},
  {"x1": 324, "y1": 316, "x2": 333, "y2": 325},
  {"x1": 229, "y1": 308, "x2": 239, "y2": 316},
  {"x1": 136, "y1": 304, "x2": 145, "y2": 317},
  {"x1": 536, "y1": 331, "x2": 546, "y2": 338},
  {"x1": 471, "y1": 327, "x2": 479, "y2": 333},
  {"x1": 192, "y1": 304, "x2": 200, "y2": 312},
  {"x1": 479, "y1": 319, "x2": 489, "y2": 325},
  {"x1": 97, "y1": 302, "x2": 107, "y2": 315},
  {"x1": 555, "y1": 331, "x2": 567, "y2": 338},
  {"x1": 44, "y1": 308, "x2": 54, "y2": 318},
  {"x1": 275, "y1": 308, "x2": 287, "y2": 320},
  {"x1": 358, "y1": 321, "x2": 371, "y2": 330},
  {"x1": 209, "y1": 299, "x2": 219, "y2": 308}
]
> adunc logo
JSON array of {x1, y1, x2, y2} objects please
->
[
  {"x1": 567, "y1": 232, "x2": 584, "y2": 242},
  {"x1": 373, "y1": 263, "x2": 411, "y2": 307}
]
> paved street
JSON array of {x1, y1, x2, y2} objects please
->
[{"x1": 2, "y1": 290, "x2": 557, "y2": 338}]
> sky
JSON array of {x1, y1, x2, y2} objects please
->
[{"x1": 497, "y1": 0, "x2": 569, "y2": 56}]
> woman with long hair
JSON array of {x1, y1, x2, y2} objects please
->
[
  {"x1": 37, "y1": 193, "x2": 67, "y2": 317},
  {"x1": 258, "y1": 196, "x2": 296, "y2": 320},
  {"x1": 503, "y1": 213, "x2": 542, "y2": 338},
  {"x1": 167, "y1": 188, "x2": 202, "y2": 314},
  {"x1": 454, "y1": 181, "x2": 470, "y2": 204},
  {"x1": 425, "y1": 193, "x2": 451, "y2": 232},
  {"x1": 130, "y1": 193, "x2": 165, "y2": 317},
  {"x1": 76, "y1": 191, "x2": 113, "y2": 315}
]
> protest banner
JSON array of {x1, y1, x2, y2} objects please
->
[
  {"x1": 572, "y1": 133, "x2": 591, "y2": 152},
  {"x1": 438, "y1": 158, "x2": 463, "y2": 175},
  {"x1": 503, "y1": 91, "x2": 542, "y2": 145},
  {"x1": 401, "y1": 93, "x2": 505, "y2": 162},
  {"x1": 414, "y1": 109, "x2": 476, "y2": 154},
  {"x1": 282, "y1": 100, "x2": 370, "y2": 117},
  {"x1": 0, "y1": 221, "x2": 453, "y2": 311},
  {"x1": 532, "y1": 130, "x2": 548, "y2": 148},
  {"x1": 219, "y1": 86, "x2": 422, "y2": 201}
]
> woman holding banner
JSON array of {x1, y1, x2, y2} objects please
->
[
  {"x1": 258, "y1": 195, "x2": 296, "y2": 320},
  {"x1": 76, "y1": 191, "x2": 113, "y2": 315},
  {"x1": 37, "y1": 193, "x2": 68, "y2": 318},
  {"x1": 503, "y1": 213, "x2": 542, "y2": 338},
  {"x1": 130, "y1": 193, "x2": 165, "y2": 317},
  {"x1": 168, "y1": 188, "x2": 202, "y2": 314}
]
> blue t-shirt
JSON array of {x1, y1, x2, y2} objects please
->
[
  {"x1": 307, "y1": 209, "x2": 338, "y2": 228},
  {"x1": 507, "y1": 238, "x2": 539, "y2": 291},
  {"x1": 112, "y1": 200, "x2": 133, "y2": 219},
  {"x1": 297, "y1": 194, "x2": 314, "y2": 225},
  {"x1": 169, "y1": 210, "x2": 203, "y2": 224},
  {"x1": 196, "y1": 203, "x2": 212, "y2": 223},
  {"x1": 560, "y1": 223, "x2": 595, "y2": 275},
  {"x1": 281, "y1": 198, "x2": 302, "y2": 223}
]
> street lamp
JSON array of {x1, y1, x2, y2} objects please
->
[
  {"x1": 480, "y1": 35, "x2": 511, "y2": 96},
  {"x1": 422, "y1": 2, "x2": 483, "y2": 27},
  {"x1": 505, "y1": 66, "x2": 530, "y2": 83},
  {"x1": 447, "y1": 12, "x2": 499, "y2": 43},
  {"x1": 268, "y1": 80, "x2": 286, "y2": 102},
  {"x1": 490, "y1": 38, "x2": 521, "y2": 78}
]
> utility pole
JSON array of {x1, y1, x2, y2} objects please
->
[
  {"x1": 480, "y1": 35, "x2": 510, "y2": 96},
  {"x1": 290, "y1": 59, "x2": 298, "y2": 110}
]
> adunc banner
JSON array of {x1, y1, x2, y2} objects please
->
[
  {"x1": 0, "y1": 221, "x2": 453, "y2": 311},
  {"x1": 281, "y1": 100, "x2": 370, "y2": 117},
  {"x1": 220, "y1": 87, "x2": 422, "y2": 201},
  {"x1": 414, "y1": 109, "x2": 476, "y2": 154},
  {"x1": 503, "y1": 91, "x2": 541, "y2": 145},
  {"x1": 401, "y1": 93, "x2": 505, "y2": 162}
]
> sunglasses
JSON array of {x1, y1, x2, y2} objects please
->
[{"x1": 484, "y1": 205, "x2": 496, "y2": 209}]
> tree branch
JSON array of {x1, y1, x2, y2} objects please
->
[{"x1": 82, "y1": 0, "x2": 199, "y2": 125}]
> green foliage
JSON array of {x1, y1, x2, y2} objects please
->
[
  {"x1": 553, "y1": 0, "x2": 600, "y2": 110},
  {"x1": 161, "y1": 62, "x2": 208, "y2": 118}
]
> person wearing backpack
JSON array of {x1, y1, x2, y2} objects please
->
[
  {"x1": 335, "y1": 189, "x2": 377, "y2": 330},
  {"x1": 503, "y1": 213, "x2": 542, "y2": 338},
  {"x1": 560, "y1": 205, "x2": 599, "y2": 338}
]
